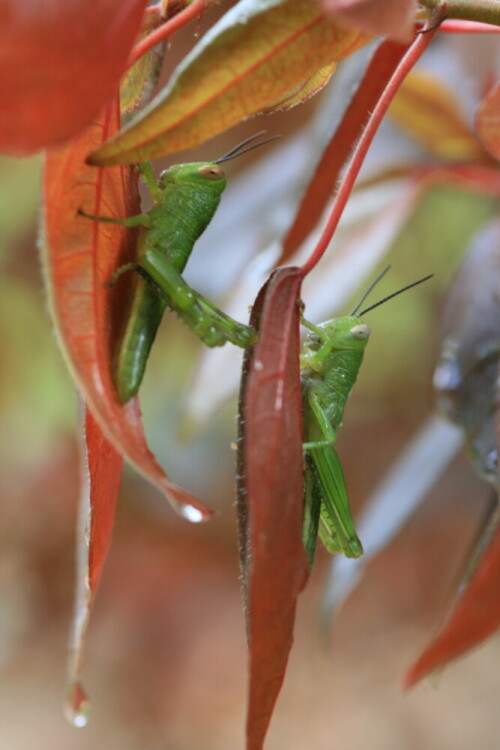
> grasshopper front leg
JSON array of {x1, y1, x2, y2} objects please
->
[
  {"x1": 302, "y1": 390, "x2": 337, "y2": 450},
  {"x1": 300, "y1": 316, "x2": 338, "y2": 372},
  {"x1": 79, "y1": 209, "x2": 152, "y2": 288},
  {"x1": 78, "y1": 208, "x2": 151, "y2": 229}
]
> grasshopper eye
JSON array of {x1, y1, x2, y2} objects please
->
[
  {"x1": 198, "y1": 164, "x2": 225, "y2": 180},
  {"x1": 350, "y1": 323, "x2": 370, "y2": 340}
]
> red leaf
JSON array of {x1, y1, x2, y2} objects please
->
[
  {"x1": 405, "y1": 515, "x2": 500, "y2": 687},
  {"x1": 279, "y1": 38, "x2": 411, "y2": 263},
  {"x1": 238, "y1": 266, "x2": 309, "y2": 750},
  {"x1": 0, "y1": 0, "x2": 147, "y2": 154},
  {"x1": 85, "y1": 409, "x2": 123, "y2": 593},
  {"x1": 65, "y1": 406, "x2": 123, "y2": 727},
  {"x1": 42, "y1": 97, "x2": 212, "y2": 521}
]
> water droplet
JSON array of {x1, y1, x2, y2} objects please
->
[
  {"x1": 176, "y1": 503, "x2": 205, "y2": 523},
  {"x1": 433, "y1": 361, "x2": 462, "y2": 392},
  {"x1": 485, "y1": 449, "x2": 498, "y2": 473},
  {"x1": 65, "y1": 682, "x2": 91, "y2": 728}
]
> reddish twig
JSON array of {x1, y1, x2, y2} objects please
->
[
  {"x1": 441, "y1": 18, "x2": 500, "y2": 31},
  {"x1": 127, "y1": 0, "x2": 207, "y2": 68},
  {"x1": 300, "y1": 24, "x2": 441, "y2": 276}
]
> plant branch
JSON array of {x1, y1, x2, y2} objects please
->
[
  {"x1": 420, "y1": 0, "x2": 500, "y2": 26},
  {"x1": 300, "y1": 24, "x2": 440, "y2": 277},
  {"x1": 127, "y1": 0, "x2": 208, "y2": 68},
  {"x1": 441, "y1": 18, "x2": 500, "y2": 31}
]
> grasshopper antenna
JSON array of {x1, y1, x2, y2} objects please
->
[
  {"x1": 350, "y1": 265, "x2": 391, "y2": 316},
  {"x1": 359, "y1": 274, "x2": 433, "y2": 316},
  {"x1": 215, "y1": 131, "x2": 281, "y2": 163}
]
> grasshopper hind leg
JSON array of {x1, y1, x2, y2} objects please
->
[
  {"x1": 307, "y1": 445, "x2": 363, "y2": 559},
  {"x1": 142, "y1": 250, "x2": 257, "y2": 349},
  {"x1": 303, "y1": 454, "x2": 322, "y2": 569}
]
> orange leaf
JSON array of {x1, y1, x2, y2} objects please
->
[
  {"x1": 65, "y1": 406, "x2": 123, "y2": 727},
  {"x1": 88, "y1": 0, "x2": 370, "y2": 165},
  {"x1": 475, "y1": 79, "x2": 500, "y2": 160},
  {"x1": 0, "y1": 0, "x2": 147, "y2": 154},
  {"x1": 261, "y1": 61, "x2": 337, "y2": 113},
  {"x1": 405, "y1": 514, "x2": 500, "y2": 687},
  {"x1": 42, "y1": 98, "x2": 212, "y2": 522},
  {"x1": 238, "y1": 266, "x2": 309, "y2": 750},
  {"x1": 389, "y1": 70, "x2": 491, "y2": 162}
]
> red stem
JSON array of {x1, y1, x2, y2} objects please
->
[
  {"x1": 127, "y1": 0, "x2": 207, "y2": 68},
  {"x1": 440, "y1": 19, "x2": 500, "y2": 31},
  {"x1": 300, "y1": 25, "x2": 441, "y2": 277}
]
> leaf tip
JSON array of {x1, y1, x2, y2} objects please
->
[
  {"x1": 175, "y1": 502, "x2": 214, "y2": 523},
  {"x1": 85, "y1": 144, "x2": 126, "y2": 167},
  {"x1": 84, "y1": 148, "x2": 109, "y2": 167},
  {"x1": 168, "y1": 490, "x2": 216, "y2": 523},
  {"x1": 64, "y1": 681, "x2": 91, "y2": 728}
]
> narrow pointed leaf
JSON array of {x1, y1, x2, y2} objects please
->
[
  {"x1": 389, "y1": 70, "x2": 491, "y2": 162},
  {"x1": 238, "y1": 266, "x2": 309, "y2": 750},
  {"x1": 279, "y1": 38, "x2": 410, "y2": 262},
  {"x1": 405, "y1": 512, "x2": 500, "y2": 687},
  {"x1": 65, "y1": 406, "x2": 123, "y2": 727},
  {"x1": 42, "y1": 99, "x2": 212, "y2": 521},
  {"x1": 0, "y1": 0, "x2": 147, "y2": 154},
  {"x1": 88, "y1": 0, "x2": 370, "y2": 165},
  {"x1": 475, "y1": 79, "x2": 500, "y2": 160}
]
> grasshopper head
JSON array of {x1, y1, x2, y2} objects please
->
[
  {"x1": 315, "y1": 315, "x2": 370, "y2": 352},
  {"x1": 158, "y1": 162, "x2": 227, "y2": 196}
]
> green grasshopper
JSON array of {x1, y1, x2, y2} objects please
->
[
  {"x1": 81, "y1": 132, "x2": 277, "y2": 402},
  {"x1": 300, "y1": 269, "x2": 433, "y2": 566}
]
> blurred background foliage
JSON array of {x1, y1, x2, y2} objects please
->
[{"x1": 0, "y1": 24, "x2": 499, "y2": 750}]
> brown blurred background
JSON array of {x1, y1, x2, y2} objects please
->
[{"x1": 0, "y1": 17, "x2": 499, "y2": 750}]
